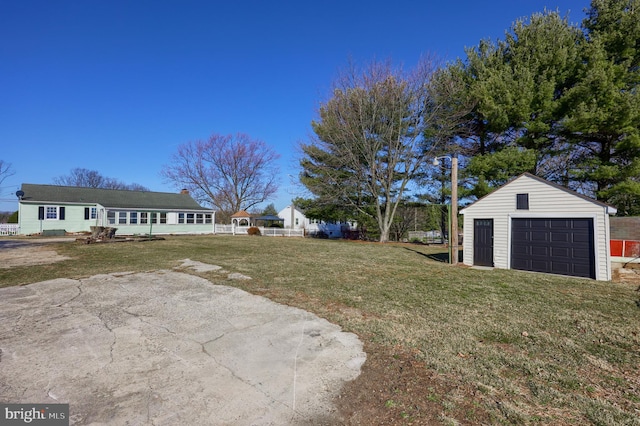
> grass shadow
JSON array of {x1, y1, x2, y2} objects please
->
[
  {"x1": 403, "y1": 246, "x2": 463, "y2": 263},
  {"x1": 404, "y1": 246, "x2": 449, "y2": 263}
]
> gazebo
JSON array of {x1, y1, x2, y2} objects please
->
[{"x1": 230, "y1": 210, "x2": 254, "y2": 227}]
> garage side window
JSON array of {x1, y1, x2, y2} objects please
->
[{"x1": 516, "y1": 193, "x2": 529, "y2": 210}]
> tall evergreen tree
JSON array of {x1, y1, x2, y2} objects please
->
[
  {"x1": 453, "y1": 11, "x2": 583, "y2": 196},
  {"x1": 440, "y1": 2, "x2": 640, "y2": 214},
  {"x1": 563, "y1": 0, "x2": 640, "y2": 214}
]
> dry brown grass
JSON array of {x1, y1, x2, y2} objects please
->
[{"x1": 1, "y1": 235, "x2": 639, "y2": 424}]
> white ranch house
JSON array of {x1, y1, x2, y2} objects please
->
[
  {"x1": 17, "y1": 184, "x2": 215, "y2": 236},
  {"x1": 14, "y1": 184, "x2": 356, "y2": 239}
]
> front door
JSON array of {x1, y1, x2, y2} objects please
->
[{"x1": 474, "y1": 219, "x2": 494, "y2": 267}]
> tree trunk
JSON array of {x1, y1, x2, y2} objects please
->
[{"x1": 379, "y1": 225, "x2": 391, "y2": 243}]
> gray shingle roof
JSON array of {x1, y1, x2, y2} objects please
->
[
  {"x1": 459, "y1": 173, "x2": 616, "y2": 214},
  {"x1": 19, "y1": 184, "x2": 208, "y2": 211}
]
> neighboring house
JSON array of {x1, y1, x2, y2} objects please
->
[
  {"x1": 17, "y1": 184, "x2": 215, "y2": 236},
  {"x1": 278, "y1": 205, "x2": 356, "y2": 238},
  {"x1": 460, "y1": 173, "x2": 617, "y2": 281}
]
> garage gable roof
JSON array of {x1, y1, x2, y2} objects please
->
[
  {"x1": 19, "y1": 183, "x2": 208, "y2": 211},
  {"x1": 460, "y1": 173, "x2": 617, "y2": 215}
]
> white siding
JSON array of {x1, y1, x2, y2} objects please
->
[
  {"x1": 277, "y1": 205, "x2": 357, "y2": 238},
  {"x1": 18, "y1": 203, "x2": 215, "y2": 236},
  {"x1": 278, "y1": 206, "x2": 308, "y2": 229},
  {"x1": 460, "y1": 174, "x2": 613, "y2": 281}
]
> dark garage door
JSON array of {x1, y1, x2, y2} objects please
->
[{"x1": 511, "y1": 218, "x2": 595, "y2": 279}]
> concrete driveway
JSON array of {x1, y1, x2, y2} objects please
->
[{"x1": 0, "y1": 261, "x2": 366, "y2": 425}]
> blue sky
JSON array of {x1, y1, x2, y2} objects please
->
[{"x1": 0, "y1": 0, "x2": 589, "y2": 213}]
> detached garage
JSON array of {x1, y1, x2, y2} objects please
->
[{"x1": 460, "y1": 173, "x2": 617, "y2": 281}]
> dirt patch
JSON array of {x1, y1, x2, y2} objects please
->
[
  {"x1": 334, "y1": 343, "x2": 492, "y2": 425},
  {"x1": 0, "y1": 244, "x2": 71, "y2": 268},
  {"x1": 613, "y1": 266, "x2": 640, "y2": 285}
]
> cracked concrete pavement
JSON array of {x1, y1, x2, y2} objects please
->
[{"x1": 0, "y1": 267, "x2": 366, "y2": 425}]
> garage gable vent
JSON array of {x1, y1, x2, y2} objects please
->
[{"x1": 516, "y1": 193, "x2": 529, "y2": 210}]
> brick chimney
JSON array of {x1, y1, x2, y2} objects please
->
[{"x1": 180, "y1": 188, "x2": 189, "y2": 195}]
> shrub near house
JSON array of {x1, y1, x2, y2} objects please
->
[{"x1": 247, "y1": 227, "x2": 261, "y2": 236}]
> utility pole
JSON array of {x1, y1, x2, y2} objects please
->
[
  {"x1": 432, "y1": 153, "x2": 459, "y2": 265},
  {"x1": 451, "y1": 153, "x2": 458, "y2": 265}
]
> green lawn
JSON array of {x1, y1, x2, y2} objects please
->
[{"x1": 2, "y1": 235, "x2": 639, "y2": 424}]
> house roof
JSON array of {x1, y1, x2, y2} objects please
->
[
  {"x1": 254, "y1": 215, "x2": 284, "y2": 221},
  {"x1": 460, "y1": 173, "x2": 617, "y2": 215},
  {"x1": 19, "y1": 184, "x2": 208, "y2": 211},
  {"x1": 231, "y1": 210, "x2": 252, "y2": 218},
  {"x1": 277, "y1": 205, "x2": 305, "y2": 216}
]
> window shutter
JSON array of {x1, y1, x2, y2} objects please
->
[
  {"x1": 38, "y1": 206, "x2": 45, "y2": 220},
  {"x1": 85, "y1": 208, "x2": 90, "y2": 220},
  {"x1": 60, "y1": 207, "x2": 66, "y2": 220}
]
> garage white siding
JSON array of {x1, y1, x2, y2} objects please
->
[{"x1": 460, "y1": 173, "x2": 615, "y2": 281}]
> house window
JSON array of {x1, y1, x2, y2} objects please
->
[
  {"x1": 118, "y1": 211, "x2": 127, "y2": 224},
  {"x1": 516, "y1": 193, "x2": 529, "y2": 210},
  {"x1": 140, "y1": 212, "x2": 148, "y2": 224},
  {"x1": 160, "y1": 213, "x2": 167, "y2": 224},
  {"x1": 295, "y1": 218, "x2": 299, "y2": 225},
  {"x1": 84, "y1": 207, "x2": 98, "y2": 220},
  {"x1": 39, "y1": 206, "x2": 64, "y2": 221},
  {"x1": 46, "y1": 206, "x2": 58, "y2": 219},
  {"x1": 151, "y1": 213, "x2": 157, "y2": 224},
  {"x1": 130, "y1": 212, "x2": 138, "y2": 224},
  {"x1": 177, "y1": 212, "x2": 205, "y2": 224},
  {"x1": 107, "y1": 211, "x2": 116, "y2": 225}
]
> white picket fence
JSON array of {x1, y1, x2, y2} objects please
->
[
  {"x1": 0, "y1": 224, "x2": 19, "y2": 236},
  {"x1": 214, "y1": 224, "x2": 304, "y2": 237},
  {"x1": 0, "y1": 223, "x2": 303, "y2": 237}
]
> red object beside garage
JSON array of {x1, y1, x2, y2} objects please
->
[
  {"x1": 610, "y1": 240, "x2": 624, "y2": 256},
  {"x1": 610, "y1": 239, "x2": 640, "y2": 257}
]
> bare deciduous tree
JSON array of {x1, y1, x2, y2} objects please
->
[
  {"x1": 0, "y1": 160, "x2": 15, "y2": 186},
  {"x1": 53, "y1": 168, "x2": 149, "y2": 191},
  {"x1": 53, "y1": 168, "x2": 106, "y2": 188},
  {"x1": 161, "y1": 133, "x2": 280, "y2": 221},
  {"x1": 300, "y1": 57, "x2": 459, "y2": 242}
]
